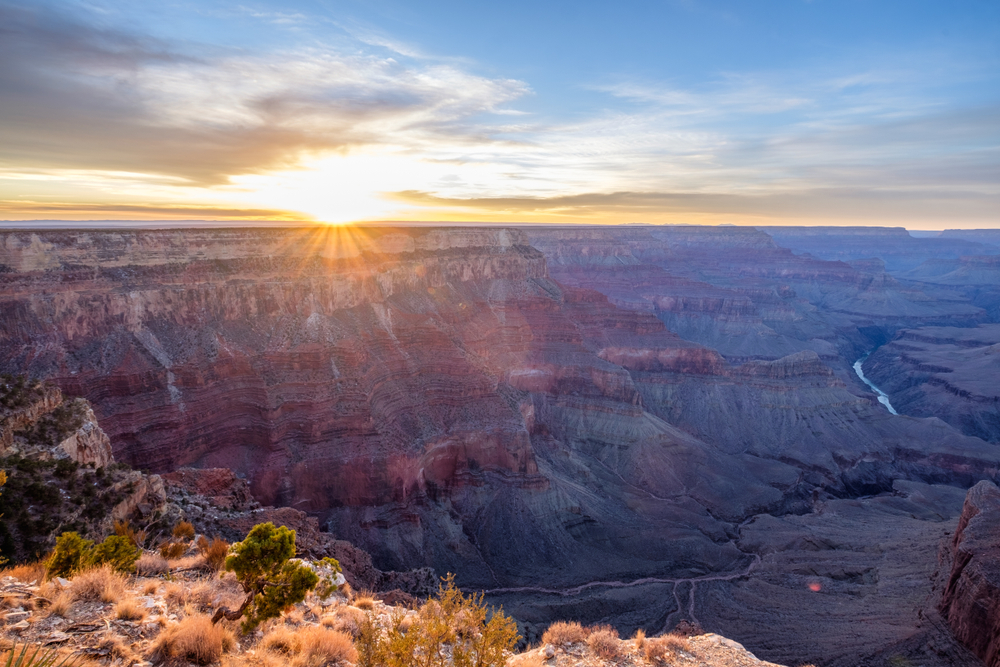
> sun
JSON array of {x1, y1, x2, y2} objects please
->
[{"x1": 225, "y1": 149, "x2": 454, "y2": 223}]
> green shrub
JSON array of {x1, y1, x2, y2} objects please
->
[
  {"x1": 213, "y1": 522, "x2": 319, "y2": 632},
  {"x1": 90, "y1": 535, "x2": 140, "y2": 574},
  {"x1": 46, "y1": 531, "x2": 140, "y2": 578},
  {"x1": 46, "y1": 532, "x2": 93, "y2": 578}
]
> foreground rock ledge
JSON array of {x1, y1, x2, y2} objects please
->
[{"x1": 940, "y1": 479, "x2": 1000, "y2": 667}]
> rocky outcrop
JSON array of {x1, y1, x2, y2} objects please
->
[
  {"x1": 0, "y1": 377, "x2": 113, "y2": 467},
  {"x1": 940, "y1": 480, "x2": 1000, "y2": 667}
]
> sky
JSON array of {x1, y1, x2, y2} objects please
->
[{"x1": 1, "y1": 0, "x2": 998, "y2": 228}]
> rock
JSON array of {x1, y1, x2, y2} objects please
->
[
  {"x1": 542, "y1": 644, "x2": 555, "y2": 659},
  {"x1": 939, "y1": 480, "x2": 1000, "y2": 666}
]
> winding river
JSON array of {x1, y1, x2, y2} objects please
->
[{"x1": 853, "y1": 354, "x2": 898, "y2": 415}]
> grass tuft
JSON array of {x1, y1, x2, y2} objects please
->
[
  {"x1": 541, "y1": 620, "x2": 586, "y2": 645},
  {"x1": 148, "y1": 614, "x2": 234, "y2": 666},
  {"x1": 586, "y1": 626, "x2": 620, "y2": 659},
  {"x1": 69, "y1": 565, "x2": 126, "y2": 603}
]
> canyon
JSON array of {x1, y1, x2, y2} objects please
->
[{"x1": 0, "y1": 224, "x2": 998, "y2": 666}]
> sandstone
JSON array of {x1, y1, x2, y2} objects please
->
[{"x1": 939, "y1": 480, "x2": 1000, "y2": 666}]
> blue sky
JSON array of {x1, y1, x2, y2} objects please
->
[{"x1": 0, "y1": 0, "x2": 997, "y2": 227}]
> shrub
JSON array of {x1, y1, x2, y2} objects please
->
[
  {"x1": 46, "y1": 532, "x2": 140, "y2": 578},
  {"x1": 633, "y1": 627, "x2": 646, "y2": 651},
  {"x1": 90, "y1": 535, "x2": 140, "y2": 574},
  {"x1": 113, "y1": 520, "x2": 146, "y2": 548},
  {"x1": 354, "y1": 573, "x2": 518, "y2": 667},
  {"x1": 214, "y1": 522, "x2": 319, "y2": 633},
  {"x1": 196, "y1": 535, "x2": 230, "y2": 571},
  {"x1": 541, "y1": 621, "x2": 586, "y2": 645},
  {"x1": 149, "y1": 614, "x2": 234, "y2": 666},
  {"x1": 586, "y1": 627, "x2": 620, "y2": 659},
  {"x1": 46, "y1": 532, "x2": 93, "y2": 578},
  {"x1": 159, "y1": 541, "x2": 187, "y2": 559},
  {"x1": 70, "y1": 565, "x2": 126, "y2": 603},
  {"x1": 172, "y1": 521, "x2": 195, "y2": 541}
]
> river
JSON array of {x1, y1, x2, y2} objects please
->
[{"x1": 853, "y1": 353, "x2": 899, "y2": 415}]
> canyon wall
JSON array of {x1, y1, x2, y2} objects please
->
[
  {"x1": 0, "y1": 225, "x2": 996, "y2": 666},
  {"x1": 940, "y1": 480, "x2": 1000, "y2": 667}
]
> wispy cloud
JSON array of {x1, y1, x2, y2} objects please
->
[
  {"x1": 0, "y1": 1, "x2": 996, "y2": 227},
  {"x1": 0, "y1": 1, "x2": 530, "y2": 187}
]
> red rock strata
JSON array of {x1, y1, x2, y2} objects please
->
[{"x1": 940, "y1": 480, "x2": 1000, "y2": 667}]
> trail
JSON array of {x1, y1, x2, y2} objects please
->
[
  {"x1": 483, "y1": 553, "x2": 760, "y2": 597},
  {"x1": 484, "y1": 554, "x2": 761, "y2": 631}
]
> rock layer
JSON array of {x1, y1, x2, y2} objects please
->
[
  {"x1": 940, "y1": 480, "x2": 1000, "y2": 667},
  {"x1": 0, "y1": 225, "x2": 998, "y2": 666}
]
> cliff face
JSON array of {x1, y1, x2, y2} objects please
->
[
  {"x1": 0, "y1": 376, "x2": 112, "y2": 467},
  {"x1": 940, "y1": 480, "x2": 1000, "y2": 666},
  {"x1": 0, "y1": 226, "x2": 997, "y2": 667}
]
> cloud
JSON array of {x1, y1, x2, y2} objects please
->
[
  {"x1": 390, "y1": 186, "x2": 1000, "y2": 226},
  {"x1": 0, "y1": 199, "x2": 308, "y2": 220},
  {"x1": 0, "y1": 2, "x2": 530, "y2": 186}
]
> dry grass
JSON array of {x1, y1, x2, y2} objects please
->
[
  {"x1": 143, "y1": 580, "x2": 160, "y2": 596},
  {"x1": 541, "y1": 621, "x2": 587, "y2": 645},
  {"x1": 295, "y1": 627, "x2": 356, "y2": 667},
  {"x1": 164, "y1": 583, "x2": 187, "y2": 607},
  {"x1": 633, "y1": 628, "x2": 646, "y2": 651},
  {"x1": 70, "y1": 565, "x2": 126, "y2": 603},
  {"x1": 98, "y1": 635, "x2": 139, "y2": 664},
  {"x1": 261, "y1": 625, "x2": 356, "y2": 666},
  {"x1": 507, "y1": 654, "x2": 545, "y2": 667},
  {"x1": 262, "y1": 625, "x2": 300, "y2": 655},
  {"x1": 159, "y1": 541, "x2": 187, "y2": 559},
  {"x1": 46, "y1": 590, "x2": 74, "y2": 618},
  {"x1": 350, "y1": 591, "x2": 375, "y2": 611},
  {"x1": 196, "y1": 536, "x2": 230, "y2": 571},
  {"x1": 137, "y1": 552, "x2": 169, "y2": 576},
  {"x1": 149, "y1": 614, "x2": 235, "y2": 665},
  {"x1": 586, "y1": 627, "x2": 620, "y2": 659},
  {"x1": 189, "y1": 581, "x2": 219, "y2": 609},
  {"x1": 115, "y1": 596, "x2": 148, "y2": 621},
  {"x1": 645, "y1": 634, "x2": 692, "y2": 663},
  {"x1": 0, "y1": 560, "x2": 45, "y2": 584},
  {"x1": 321, "y1": 606, "x2": 367, "y2": 638},
  {"x1": 168, "y1": 554, "x2": 206, "y2": 570}
]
